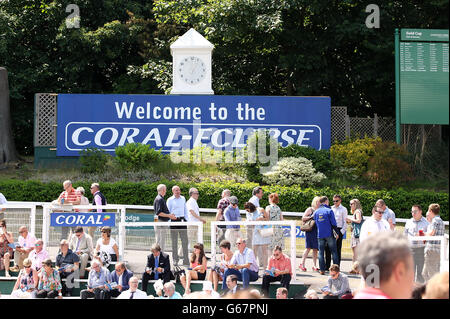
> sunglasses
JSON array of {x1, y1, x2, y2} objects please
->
[
  {"x1": 24, "y1": 265, "x2": 32, "y2": 269},
  {"x1": 35, "y1": 244, "x2": 41, "y2": 247},
  {"x1": 236, "y1": 242, "x2": 243, "y2": 245},
  {"x1": 333, "y1": 200, "x2": 340, "y2": 202}
]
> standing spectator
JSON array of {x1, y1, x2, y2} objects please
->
[
  {"x1": 216, "y1": 189, "x2": 231, "y2": 245},
  {"x1": 359, "y1": 206, "x2": 391, "y2": 243},
  {"x1": 69, "y1": 226, "x2": 93, "y2": 278},
  {"x1": 208, "y1": 240, "x2": 234, "y2": 292},
  {"x1": 10, "y1": 226, "x2": 36, "y2": 272},
  {"x1": 222, "y1": 238, "x2": 259, "y2": 290},
  {"x1": 109, "y1": 262, "x2": 134, "y2": 298},
  {"x1": 276, "y1": 287, "x2": 288, "y2": 299},
  {"x1": 36, "y1": 258, "x2": 63, "y2": 299},
  {"x1": 80, "y1": 259, "x2": 111, "y2": 299},
  {"x1": 74, "y1": 186, "x2": 90, "y2": 235},
  {"x1": 404, "y1": 205, "x2": 429, "y2": 283},
  {"x1": 330, "y1": 194, "x2": 347, "y2": 266},
  {"x1": 0, "y1": 219, "x2": 13, "y2": 277},
  {"x1": 266, "y1": 193, "x2": 284, "y2": 250},
  {"x1": 261, "y1": 246, "x2": 292, "y2": 297},
  {"x1": 0, "y1": 192, "x2": 7, "y2": 220},
  {"x1": 11, "y1": 258, "x2": 38, "y2": 298},
  {"x1": 57, "y1": 180, "x2": 81, "y2": 240},
  {"x1": 346, "y1": 199, "x2": 364, "y2": 266},
  {"x1": 224, "y1": 196, "x2": 242, "y2": 250},
  {"x1": 181, "y1": 243, "x2": 207, "y2": 294},
  {"x1": 186, "y1": 187, "x2": 206, "y2": 248},
  {"x1": 422, "y1": 203, "x2": 445, "y2": 281},
  {"x1": 56, "y1": 239, "x2": 80, "y2": 297},
  {"x1": 423, "y1": 272, "x2": 449, "y2": 299},
  {"x1": 117, "y1": 276, "x2": 148, "y2": 299},
  {"x1": 28, "y1": 239, "x2": 49, "y2": 272},
  {"x1": 314, "y1": 196, "x2": 339, "y2": 275},
  {"x1": 247, "y1": 186, "x2": 264, "y2": 249},
  {"x1": 167, "y1": 185, "x2": 190, "y2": 266},
  {"x1": 161, "y1": 281, "x2": 182, "y2": 299},
  {"x1": 142, "y1": 243, "x2": 172, "y2": 294},
  {"x1": 354, "y1": 232, "x2": 415, "y2": 299},
  {"x1": 89, "y1": 183, "x2": 107, "y2": 238},
  {"x1": 154, "y1": 184, "x2": 176, "y2": 254},
  {"x1": 321, "y1": 264, "x2": 352, "y2": 299},
  {"x1": 94, "y1": 226, "x2": 119, "y2": 262},
  {"x1": 245, "y1": 203, "x2": 270, "y2": 270},
  {"x1": 300, "y1": 196, "x2": 320, "y2": 272},
  {"x1": 223, "y1": 274, "x2": 240, "y2": 296},
  {"x1": 376, "y1": 199, "x2": 396, "y2": 230}
]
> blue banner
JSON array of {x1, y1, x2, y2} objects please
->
[
  {"x1": 282, "y1": 226, "x2": 347, "y2": 239},
  {"x1": 50, "y1": 212, "x2": 116, "y2": 227},
  {"x1": 57, "y1": 94, "x2": 331, "y2": 156}
]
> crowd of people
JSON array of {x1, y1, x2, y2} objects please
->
[{"x1": 0, "y1": 184, "x2": 448, "y2": 299}]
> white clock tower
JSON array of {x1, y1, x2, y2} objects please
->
[{"x1": 170, "y1": 28, "x2": 214, "y2": 95}]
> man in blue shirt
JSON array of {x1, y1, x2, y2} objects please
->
[
  {"x1": 314, "y1": 196, "x2": 339, "y2": 275},
  {"x1": 224, "y1": 196, "x2": 242, "y2": 250},
  {"x1": 167, "y1": 185, "x2": 189, "y2": 266}
]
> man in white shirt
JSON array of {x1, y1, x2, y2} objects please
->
[
  {"x1": 331, "y1": 195, "x2": 348, "y2": 266},
  {"x1": 359, "y1": 206, "x2": 391, "y2": 243},
  {"x1": 167, "y1": 185, "x2": 189, "y2": 266},
  {"x1": 186, "y1": 188, "x2": 206, "y2": 248},
  {"x1": 117, "y1": 276, "x2": 148, "y2": 299},
  {"x1": 247, "y1": 186, "x2": 263, "y2": 250},
  {"x1": 376, "y1": 199, "x2": 396, "y2": 231}
]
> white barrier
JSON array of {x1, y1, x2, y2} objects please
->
[{"x1": 407, "y1": 235, "x2": 449, "y2": 273}]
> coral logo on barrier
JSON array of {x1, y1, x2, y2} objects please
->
[{"x1": 50, "y1": 212, "x2": 115, "y2": 227}]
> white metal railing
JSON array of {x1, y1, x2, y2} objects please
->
[
  {"x1": 407, "y1": 235, "x2": 449, "y2": 272},
  {"x1": 211, "y1": 220, "x2": 297, "y2": 278},
  {"x1": 0, "y1": 203, "x2": 38, "y2": 236}
]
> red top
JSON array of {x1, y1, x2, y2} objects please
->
[{"x1": 267, "y1": 253, "x2": 292, "y2": 275}]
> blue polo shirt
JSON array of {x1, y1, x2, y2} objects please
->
[{"x1": 314, "y1": 204, "x2": 337, "y2": 239}]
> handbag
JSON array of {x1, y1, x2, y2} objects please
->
[
  {"x1": 300, "y1": 218, "x2": 316, "y2": 232},
  {"x1": 259, "y1": 227, "x2": 274, "y2": 238}
]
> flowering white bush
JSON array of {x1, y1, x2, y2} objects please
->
[{"x1": 262, "y1": 157, "x2": 326, "y2": 186}]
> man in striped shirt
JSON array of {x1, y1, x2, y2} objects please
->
[{"x1": 57, "y1": 180, "x2": 81, "y2": 240}]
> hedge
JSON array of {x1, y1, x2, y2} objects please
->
[{"x1": 0, "y1": 179, "x2": 448, "y2": 220}]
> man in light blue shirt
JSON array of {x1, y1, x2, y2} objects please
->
[
  {"x1": 247, "y1": 186, "x2": 263, "y2": 249},
  {"x1": 222, "y1": 238, "x2": 259, "y2": 290},
  {"x1": 376, "y1": 199, "x2": 396, "y2": 230},
  {"x1": 167, "y1": 185, "x2": 189, "y2": 266},
  {"x1": 80, "y1": 259, "x2": 111, "y2": 299},
  {"x1": 160, "y1": 282, "x2": 182, "y2": 299}
]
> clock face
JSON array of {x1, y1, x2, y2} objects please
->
[{"x1": 178, "y1": 56, "x2": 207, "y2": 85}]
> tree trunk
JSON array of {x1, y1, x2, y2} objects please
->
[{"x1": 0, "y1": 67, "x2": 19, "y2": 164}]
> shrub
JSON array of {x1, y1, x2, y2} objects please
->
[
  {"x1": 278, "y1": 144, "x2": 333, "y2": 177},
  {"x1": 262, "y1": 157, "x2": 326, "y2": 186},
  {"x1": 79, "y1": 148, "x2": 112, "y2": 174},
  {"x1": 114, "y1": 143, "x2": 163, "y2": 171}
]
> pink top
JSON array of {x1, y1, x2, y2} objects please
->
[
  {"x1": 18, "y1": 233, "x2": 37, "y2": 252},
  {"x1": 29, "y1": 249, "x2": 49, "y2": 270},
  {"x1": 353, "y1": 287, "x2": 391, "y2": 299}
]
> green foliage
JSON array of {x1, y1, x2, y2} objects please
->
[
  {"x1": 278, "y1": 144, "x2": 333, "y2": 177},
  {"x1": 114, "y1": 143, "x2": 163, "y2": 171},
  {"x1": 263, "y1": 157, "x2": 326, "y2": 186},
  {"x1": 79, "y1": 148, "x2": 112, "y2": 174},
  {"x1": 0, "y1": 179, "x2": 448, "y2": 221},
  {"x1": 366, "y1": 141, "x2": 413, "y2": 188}
]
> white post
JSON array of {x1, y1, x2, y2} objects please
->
[
  {"x1": 197, "y1": 222, "x2": 203, "y2": 244},
  {"x1": 42, "y1": 204, "x2": 50, "y2": 249},
  {"x1": 30, "y1": 205, "x2": 36, "y2": 236},
  {"x1": 290, "y1": 221, "x2": 297, "y2": 278},
  {"x1": 440, "y1": 236, "x2": 447, "y2": 272},
  {"x1": 211, "y1": 222, "x2": 217, "y2": 268},
  {"x1": 119, "y1": 206, "x2": 126, "y2": 261}
]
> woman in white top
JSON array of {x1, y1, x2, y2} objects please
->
[
  {"x1": 94, "y1": 226, "x2": 119, "y2": 262},
  {"x1": 207, "y1": 239, "x2": 234, "y2": 292}
]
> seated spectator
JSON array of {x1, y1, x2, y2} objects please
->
[
  {"x1": 181, "y1": 243, "x2": 207, "y2": 294},
  {"x1": 354, "y1": 232, "x2": 414, "y2": 299},
  {"x1": 262, "y1": 245, "x2": 292, "y2": 297},
  {"x1": 142, "y1": 243, "x2": 171, "y2": 295},
  {"x1": 10, "y1": 226, "x2": 36, "y2": 272},
  {"x1": 69, "y1": 226, "x2": 93, "y2": 278},
  {"x1": 160, "y1": 282, "x2": 182, "y2": 299},
  {"x1": 56, "y1": 239, "x2": 80, "y2": 297},
  {"x1": 276, "y1": 287, "x2": 288, "y2": 299},
  {"x1": 80, "y1": 259, "x2": 111, "y2": 299},
  {"x1": 36, "y1": 258, "x2": 63, "y2": 299},
  {"x1": 249, "y1": 289, "x2": 262, "y2": 298},
  {"x1": 28, "y1": 239, "x2": 49, "y2": 272},
  {"x1": 222, "y1": 274, "x2": 240, "y2": 297},
  {"x1": 423, "y1": 271, "x2": 449, "y2": 299},
  {"x1": 304, "y1": 289, "x2": 319, "y2": 299},
  {"x1": 11, "y1": 258, "x2": 38, "y2": 299},
  {"x1": 0, "y1": 219, "x2": 14, "y2": 277},
  {"x1": 207, "y1": 240, "x2": 234, "y2": 291},
  {"x1": 321, "y1": 264, "x2": 352, "y2": 299},
  {"x1": 117, "y1": 276, "x2": 147, "y2": 299},
  {"x1": 109, "y1": 262, "x2": 133, "y2": 298},
  {"x1": 222, "y1": 238, "x2": 259, "y2": 291},
  {"x1": 224, "y1": 196, "x2": 242, "y2": 250},
  {"x1": 94, "y1": 226, "x2": 119, "y2": 263},
  {"x1": 199, "y1": 280, "x2": 220, "y2": 299}
]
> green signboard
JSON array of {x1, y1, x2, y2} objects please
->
[{"x1": 396, "y1": 29, "x2": 449, "y2": 131}]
